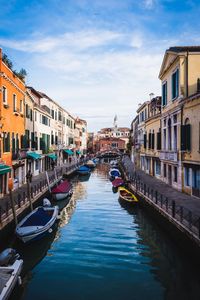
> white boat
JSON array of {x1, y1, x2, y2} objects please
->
[
  {"x1": 109, "y1": 168, "x2": 121, "y2": 179},
  {"x1": 0, "y1": 248, "x2": 23, "y2": 300},
  {"x1": 16, "y1": 204, "x2": 59, "y2": 243},
  {"x1": 51, "y1": 180, "x2": 73, "y2": 201},
  {"x1": 85, "y1": 160, "x2": 96, "y2": 168}
]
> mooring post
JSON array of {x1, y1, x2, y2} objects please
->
[{"x1": 26, "y1": 170, "x2": 33, "y2": 211}]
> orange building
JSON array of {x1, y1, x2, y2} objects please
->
[{"x1": 0, "y1": 49, "x2": 26, "y2": 195}]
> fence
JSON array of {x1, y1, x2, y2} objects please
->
[
  {"x1": 120, "y1": 158, "x2": 200, "y2": 241},
  {"x1": 0, "y1": 160, "x2": 86, "y2": 228}
]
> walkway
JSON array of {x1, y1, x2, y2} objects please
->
[{"x1": 122, "y1": 155, "x2": 200, "y2": 217}]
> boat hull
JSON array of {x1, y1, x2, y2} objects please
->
[
  {"x1": 77, "y1": 171, "x2": 91, "y2": 175},
  {"x1": 16, "y1": 206, "x2": 59, "y2": 243},
  {"x1": 118, "y1": 187, "x2": 138, "y2": 204},
  {"x1": 53, "y1": 189, "x2": 73, "y2": 201},
  {"x1": 0, "y1": 259, "x2": 23, "y2": 300}
]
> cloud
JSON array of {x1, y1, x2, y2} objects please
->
[{"x1": 143, "y1": 0, "x2": 156, "y2": 9}]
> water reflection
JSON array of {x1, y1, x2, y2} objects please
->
[
  {"x1": 7, "y1": 163, "x2": 200, "y2": 300},
  {"x1": 118, "y1": 197, "x2": 200, "y2": 300}
]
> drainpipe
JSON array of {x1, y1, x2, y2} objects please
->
[{"x1": 186, "y1": 51, "x2": 189, "y2": 98}]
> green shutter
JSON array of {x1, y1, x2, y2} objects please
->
[
  {"x1": 144, "y1": 134, "x2": 147, "y2": 149},
  {"x1": 186, "y1": 124, "x2": 191, "y2": 151},
  {"x1": 181, "y1": 125, "x2": 186, "y2": 150}
]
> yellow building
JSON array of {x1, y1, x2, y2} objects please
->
[
  {"x1": 144, "y1": 97, "x2": 161, "y2": 178},
  {"x1": 159, "y1": 46, "x2": 200, "y2": 191},
  {"x1": 181, "y1": 94, "x2": 200, "y2": 198},
  {"x1": 137, "y1": 101, "x2": 149, "y2": 171}
]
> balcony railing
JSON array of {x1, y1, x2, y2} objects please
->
[{"x1": 159, "y1": 150, "x2": 178, "y2": 162}]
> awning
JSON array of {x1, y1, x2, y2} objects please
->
[
  {"x1": 64, "y1": 149, "x2": 73, "y2": 155},
  {"x1": 0, "y1": 164, "x2": 11, "y2": 175},
  {"x1": 47, "y1": 153, "x2": 57, "y2": 161},
  {"x1": 76, "y1": 150, "x2": 81, "y2": 155},
  {"x1": 27, "y1": 152, "x2": 41, "y2": 160}
]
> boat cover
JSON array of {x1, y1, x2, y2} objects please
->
[
  {"x1": 22, "y1": 208, "x2": 53, "y2": 227},
  {"x1": 52, "y1": 180, "x2": 72, "y2": 194},
  {"x1": 112, "y1": 178, "x2": 124, "y2": 187},
  {"x1": 78, "y1": 166, "x2": 90, "y2": 172},
  {"x1": 110, "y1": 170, "x2": 120, "y2": 177}
]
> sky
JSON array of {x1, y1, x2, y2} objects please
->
[{"x1": 0, "y1": 0, "x2": 200, "y2": 131}]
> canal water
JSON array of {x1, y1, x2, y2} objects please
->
[{"x1": 7, "y1": 163, "x2": 200, "y2": 300}]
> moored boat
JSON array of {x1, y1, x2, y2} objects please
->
[
  {"x1": 16, "y1": 203, "x2": 59, "y2": 243},
  {"x1": 85, "y1": 160, "x2": 96, "y2": 168},
  {"x1": 77, "y1": 166, "x2": 91, "y2": 175},
  {"x1": 0, "y1": 248, "x2": 23, "y2": 300},
  {"x1": 112, "y1": 178, "x2": 124, "y2": 188},
  {"x1": 109, "y1": 168, "x2": 121, "y2": 180},
  {"x1": 51, "y1": 180, "x2": 73, "y2": 201},
  {"x1": 118, "y1": 187, "x2": 138, "y2": 203}
]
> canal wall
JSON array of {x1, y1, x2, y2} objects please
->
[
  {"x1": 120, "y1": 160, "x2": 200, "y2": 263},
  {"x1": 0, "y1": 161, "x2": 85, "y2": 238}
]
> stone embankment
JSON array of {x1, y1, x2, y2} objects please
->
[
  {"x1": 121, "y1": 155, "x2": 200, "y2": 256},
  {"x1": 0, "y1": 161, "x2": 85, "y2": 231}
]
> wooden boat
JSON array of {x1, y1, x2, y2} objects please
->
[
  {"x1": 109, "y1": 168, "x2": 121, "y2": 179},
  {"x1": 118, "y1": 187, "x2": 138, "y2": 203},
  {"x1": 77, "y1": 166, "x2": 91, "y2": 175},
  {"x1": 16, "y1": 204, "x2": 59, "y2": 243},
  {"x1": 51, "y1": 180, "x2": 73, "y2": 201},
  {"x1": 0, "y1": 248, "x2": 23, "y2": 300},
  {"x1": 112, "y1": 178, "x2": 124, "y2": 188},
  {"x1": 85, "y1": 160, "x2": 96, "y2": 168}
]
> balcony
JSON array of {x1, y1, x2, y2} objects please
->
[{"x1": 159, "y1": 150, "x2": 178, "y2": 162}]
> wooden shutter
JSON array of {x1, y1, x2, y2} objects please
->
[
  {"x1": 152, "y1": 133, "x2": 155, "y2": 150},
  {"x1": 148, "y1": 133, "x2": 151, "y2": 149},
  {"x1": 144, "y1": 134, "x2": 147, "y2": 149},
  {"x1": 157, "y1": 132, "x2": 161, "y2": 150},
  {"x1": 185, "y1": 124, "x2": 191, "y2": 151},
  {"x1": 181, "y1": 125, "x2": 186, "y2": 150}
]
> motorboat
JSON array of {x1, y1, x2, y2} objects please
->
[
  {"x1": 0, "y1": 248, "x2": 23, "y2": 300},
  {"x1": 112, "y1": 178, "x2": 124, "y2": 188},
  {"x1": 118, "y1": 187, "x2": 138, "y2": 203},
  {"x1": 109, "y1": 168, "x2": 121, "y2": 180},
  {"x1": 16, "y1": 201, "x2": 59, "y2": 243},
  {"x1": 77, "y1": 166, "x2": 91, "y2": 175},
  {"x1": 51, "y1": 180, "x2": 73, "y2": 201},
  {"x1": 85, "y1": 160, "x2": 96, "y2": 168}
]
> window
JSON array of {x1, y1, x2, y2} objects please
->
[
  {"x1": 174, "y1": 166, "x2": 177, "y2": 182},
  {"x1": 162, "y1": 81, "x2": 167, "y2": 106},
  {"x1": 51, "y1": 109, "x2": 54, "y2": 119},
  {"x1": 157, "y1": 130, "x2": 161, "y2": 150},
  {"x1": 173, "y1": 125, "x2": 177, "y2": 150},
  {"x1": 55, "y1": 111, "x2": 57, "y2": 120},
  {"x1": 192, "y1": 168, "x2": 200, "y2": 190},
  {"x1": 2, "y1": 86, "x2": 7, "y2": 103},
  {"x1": 35, "y1": 160, "x2": 39, "y2": 170},
  {"x1": 20, "y1": 100, "x2": 23, "y2": 113},
  {"x1": 163, "y1": 129, "x2": 166, "y2": 150},
  {"x1": 35, "y1": 111, "x2": 37, "y2": 122},
  {"x1": 30, "y1": 109, "x2": 33, "y2": 121},
  {"x1": 184, "y1": 167, "x2": 191, "y2": 186},
  {"x1": 148, "y1": 132, "x2": 152, "y2": 149},
  {"x1": 181, "y1": 118, "x2": 191, "y2": 151},
  {"x1": 155, "y1": 160, "x2": 161, "y2": 175},
  {"x1": 42, "y1": 115, "x2": 49, "y2": 126},
  {"x1": 144, "y1": 134, "x2": 147, "y2": 149},
  {"x1": 58, "y1": 111, "x2": 62, "y2": 122},
  {"x1": 172, "y1": 69, "x2": 179, "y2": 100},
  {"x1": 164, "y1": 164, "x2": 166, "y2": 177},
  {"x1": 3, "y1": 132, "x2": 10, "y2": 152},
  {"x1": 13, "y1": 94, "x2": 17, "y2": 112}
]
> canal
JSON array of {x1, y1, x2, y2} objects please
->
[{"x1": 7, "y1": 163, "x2": 200, "y2": 300}]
